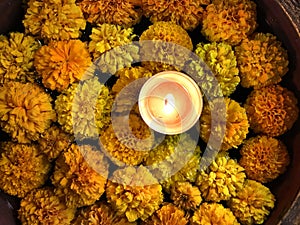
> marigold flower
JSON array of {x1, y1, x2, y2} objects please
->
[
  {"x1": 51, "y1": 144, "x2": 109, "y2": 208},
  {"x1": 55, "y1": 77, "x2": 113, "y2": 140},
  {"x1": 0, "y1": 142, "x2": 50, "y2": 198},
  {"x1": 99, "y1": 113, "x2": 154, "y2": 166},
  {"x1": 244, "y1": 85, "x2": 299, "y2": 136},
  {"x1": 195, "y1": 42, "x2": 240, "y2": 96},
  {"x1": 140, "y1": 21, "x2": 193, "y2": 73},
  {"x1": 0, "y1": 82, "x2": 56, "y2": 143},
  {"x1": 142, "y1": 204, "x2": 188, "y2": 225},
  {"x1": 196, "y1": 154, "x2": 246, "y2": 202},
  {"x1": 18, "y1": 188, "x2": 75, "y2": 225},
  {"x1": 202, "y1": 0, "x2": 257, "y2": 45},
  {"x1": 78, "y1": 0, "x2": 142, "y2": 27},
  {"x1": 240, "y1": 136, "x2": 290, "y2": 183},
  {"x1": 34, "y1": 40, "x2": 92, "y2": 92},
  {"x1": 228, "y1": 180, "x2": 275, "y2": 225},
  {"x1": 106, "y1": 166, "x2": 164, "y2": 222},
  {"x1": 200, "y1": 97, "x2": 249, "y2": 151},
  {"x1": 235, "y1": 33, "x2": 289, "y2": 88},
  {"x1": 38, "y1": 125, "x2": 74, "y2": 161},
  {"x1": 141, "y1": 0, "x2": 210, "y2": 31},
  {"x1": 0, "y1": 32, "x2": 40, "y2": 84},
  {"x1": 23, "y1": 0, "x2": 86, "y2": 41},
  {"x1": 170, "y1": 182, "x2": 202, "y2": 211},
  {"x1": 190, "y1": 203, "x2": 240, "y2": 225},
  {"x1": 74, "y1": 202, "x2": 136, "y2": 225}
]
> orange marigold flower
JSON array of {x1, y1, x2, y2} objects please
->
[
  {"x1": 141, "y1": 0, "x2": 210, "y2": 31},
  {"x1": 38, "y1": 125, "x2": 74, "y2": 161},
  {"x1": 78, "y1": 0, "x2": 142, "y2": 27},
  {"x1": 142, "y1": 204, "x2": 188, "y2": 225},
  {"x1": 73, "y1": 202, "x2": 136, "y2": 225},
  {"x1": 106, "y1": 166, "x2": 164, "y2": 222},
  {"x1": 0, "y1": 32, "x2": 40, "y2": 84},
  {"x1": 235, "y1": 33, "x2": 289, "y2": 88},
  {"x1": 239, "y1": 136, "x2": 290, "y2": 183},
  {"x1": 0, "y1": 82, "x2": 56, "y2": 143},
  {"x1": 244, "y1": 85, "x2": 299, "y2": 136},
  {"x1": 202, "y1": 0, "x2": 257, "y2": 45},
  {"x1": 190, "y1": 203, "x2": 240, "y2": 225},
  {"x1": 170, "y1": 182, "x2": 202, "y2": 211},
  {"x1": 51, "y1": 144, "x2": 109, "y2": 208},
  {"x1": 23, "y1": 0, "x2": 86, "y2": 41},
  {"x1": 200, "y1": 97, "x2": 249, "y2": 151},
  {"x1": 34, "y1": 40, "x2": 92, "y2": 92},
  {"x1": 228, "y1": 180, "x2": 275, "y2": 225},
  {"x1": 0, "y1": 142, "x2": 50, "y2": 198},
  {"x1": 18, "y1": 188, "x2": 75, "y2": 225}
]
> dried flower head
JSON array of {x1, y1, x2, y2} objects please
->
[
  {"x1": 142, "y1": 204, "x2": 188, "y2": 225},
  {"x1": 244, "y1": 85, "x2": 299, "y2": 136},
  {"x1": 190, "y1": 203, "x2": 240, "y2": 225},
  {"x1": 51, "y1": 144, "x2": 109, "y2": 208},
  {"x1": 18, "y1": 188, "x2": 75, "y2": 225},
  {"x1": 196, "y1": 154, "x2": 246, "y2": 202},
  {"x1": 236, "y1": 33, "x2": 289, "y2": 88},
  {"x1": 74, "y1": 202, "x2": 136, "y2": 225},
  {"x1": 99, "y1": 113, "x2": 154, "y2": 166},
  {"x1": 195, "y1": 42, "x2": 240, "y2": 96},
  {"x1": 0, "y1": 81, "x2": 56, "y2": 143},
  {"x1": 140, "y1": 21, "x2": 193, "y2": 73},
  {"x1": 202, "y1": 0, "x2": 257, "y2": 45},
  {"x1": 38, "y1": 125, "x2": 74, "y2": 161},
  {"x1": 228, "y1": 180, "x2": 275, "y2": 225},
  {"x1": 34, "y1": 40, "x2": 92, "y2": 92},
  {"x1": 0, "y1": 32, "x2": 40, "y2": 84},
  {"x1": 78, "y1": 0, "x2": 142, "y2": 27},
  {"x1": 0, "y1": 142, "x2": 50, "y2": 198},
  {"x1": 23, "y1": 0, "x2": 86, "y2": 41},
  {"x1": 240, "y1": 136, "x2": 290, "y2": 183},
  {"x1": 200, "y1": 97, "x2": 249, "y2": 151},
  {"x1": 141, "y1": 0, "x2": 210, "y2": 31},
  {"x1": 106, "y1": 166, "x2": 164, "y2": 222},
  {"x1": 170, "y1": 182, "x2": 202, "y2": 211},
  {"x1": 55, "y1": 77, "x2": 113, "y2": 140}
]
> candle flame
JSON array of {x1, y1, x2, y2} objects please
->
[{"x1": 163, "y1": 94, "x2": 176, "y2": 115}]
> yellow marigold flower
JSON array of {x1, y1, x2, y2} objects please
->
[
  {"x1": 23, "y1": 0, "x2": 86, "y2": 41},
  {"x1": 140, "y1": 21, "x2": 193, "y2": 73},
  {"x1": 0, "y1": 142, "x2": 50, "y2": 198},
  {"x1": 190, "y1": 203, "x2": 240, "y2": 225},
  {"x1": 51, "y1": 144, "x2": 109, "y2": 208},
  {"x1": 0, "y1": 32, "x2": 40, "y2": 84},
  {"x1": 18, "y1": 188, "x2": 75, "y2": 225},
  {"x1": 99, "y1": 113, "x2": 154, "y2": 166},
  {"x1": 240, "y1": 136, "x2": 290, "y2": 183},
  {"x1": 170, "y1": 182, "x2": 202, "y2": 211},
  {"x1": 244, "y1": 85, "x2": 299, "y2": 136},
  {"x1": 38, "y1": 125, "x2": 74, "y2": 161},
  {"x1": 106, "y1": 166, "x2": 164, "y2": 222},
  {"x1": 202, "y1": 0, "x2": 257, "y2": 45},
  {"x1": 142, "y1": 204, "x2": 188, "y2": 225},
  {"x1": 200, "y1": 97, "x2": 249, "y2": 151},
  {"x1": 74, "y1": 202, "x2": 136, "y2": 225},
  {"x1": 196, "y1": 154, "x2": 246, "y2": 202},
  {"x1": 34, "y1": 40, "x2": 92, "y2": 92},
  {"x1": 141, "y1": 0, "x2": 210, "y2": 31},
  {"x1": 55, "y1": 77, "x2": 113, "y2": 140},
  {"x1": 79, "y1": 0, "x2": 142, "y2": 27},
  {"x1": 0, "y1": 82, "x2": 56, "y2": 143},
  {"x1": 195, "y1": 42, "x2": 240, "y2": 96},
  {"x1": 228, "y1": 180, "x2": 275, "y2": 225},
  {"x1": 235, "y1": 33, "x2": 289, "y2": 88}
]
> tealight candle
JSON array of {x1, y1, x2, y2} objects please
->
[{"x1": 138, "y1": 71, "x2": 203, "y2": 134}]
